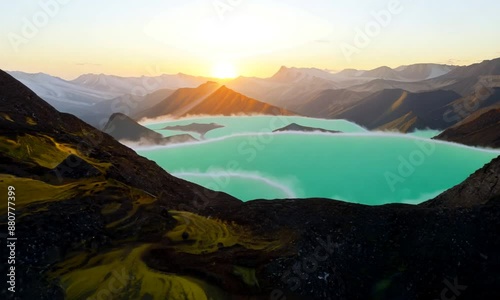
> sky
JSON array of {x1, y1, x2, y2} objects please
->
[{"x1": 1, "y1": 0, "x2": 499, "y2": 79}]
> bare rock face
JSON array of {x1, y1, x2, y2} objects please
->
[{"x1": 423, "y1": 155, "x2": 500, "y2": 208}]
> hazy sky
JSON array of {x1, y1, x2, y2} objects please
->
[{"x1": 1, "y1": 0, "x2": 499, "y2": 79}]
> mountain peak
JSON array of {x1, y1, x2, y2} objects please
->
[{"x1": 198, "y1": 81, "x2": 220, "y2": 87}]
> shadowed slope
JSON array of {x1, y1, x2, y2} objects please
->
[
  {"x1": 435, "y1": 107, "x2": 500, "y2": 148},
  {"x1": 335, "y1": 89, "x2": 462, "y2": 132}
]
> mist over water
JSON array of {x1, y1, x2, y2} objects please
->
[
  {"x1": 408, "y1": 129, "x2": 443, "y2": 139},
  {"x1": 137, "y1": 116, "x2": 500, "y2": 204}
]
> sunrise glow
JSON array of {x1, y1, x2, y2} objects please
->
[{"x1": 211, "y1": 61, "x2": 238, "y2": 79}]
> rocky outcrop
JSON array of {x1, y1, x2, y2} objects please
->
[
  {"x1": 103, "y1": 112, "x2": 197, "y2": 145},
  {"x1": 273, "y1": 123, "x2": 342, "y2": 134}
]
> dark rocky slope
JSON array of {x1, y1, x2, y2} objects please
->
[
  {"x1": 422, "y1": 155, "x2": 500, "y2": 208},
  {"x1": 1, "y1": 69, "x2": 500, "y2": 299},
  {"x1": 434, "y1": 107, "x2": 500, "y2": 148}
]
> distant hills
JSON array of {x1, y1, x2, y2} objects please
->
[
  {"x1": 7, "y1": 71, "x2": 211, "y2": 127},
  {"x1": 226, "y1": 63, "x2": 458, "y2": 108},
  {"x1": 72, "y1": 72, "x2": 210, "y2": 95}
]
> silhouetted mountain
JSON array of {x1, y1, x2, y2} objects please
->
[
  {"x1": 137, "y1": 82, "x2": 295, "y2": 119},
  {"x1": 103, "y1": 113, "x2": 197, "y2": 145},
  {"x1": 335, "y1": 89, "x2": 462, "y2": 132}
]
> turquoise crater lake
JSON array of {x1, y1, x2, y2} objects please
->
[{"x1": 136, "y1": 116, "x2": 500, "y2": 205}]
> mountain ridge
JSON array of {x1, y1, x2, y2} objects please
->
[{"x1": 137, "y1": 82, "x2": 296, "y2": 120}]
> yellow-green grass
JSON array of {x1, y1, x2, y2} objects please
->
[
  {"x1": 0, "y1": 175, "x2": 157, "y2": 215},
  {"x1": 0, "y1": 174, "x2": 80, "y2": 211},
  {"x1": 166, "y1": 211, "x2": 286, "y2": 255},
  {"x1": 51, "y1": 244, "x2": 227, "y2": 300},
  {"x1": 0, "y1": 134, "x2": 111, "y2": 172},
  {"x1": 1, "y1": 113, "x2": 14, "y2": 122}
]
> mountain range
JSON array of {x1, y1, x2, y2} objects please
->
[
  {"x1": 7, "y1": 58, "x2": 500, "y2": 145},
  {"x1": 2, "y1": 67, "x2": 500, "y2": 299}
]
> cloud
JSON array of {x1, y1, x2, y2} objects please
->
[{"x1": 143, "y1": 0, "x2": 334, "y2": 60}]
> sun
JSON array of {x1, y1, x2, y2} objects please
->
[{"x1": 211, "y1": 61, "x2": 238, "y2": 79}]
